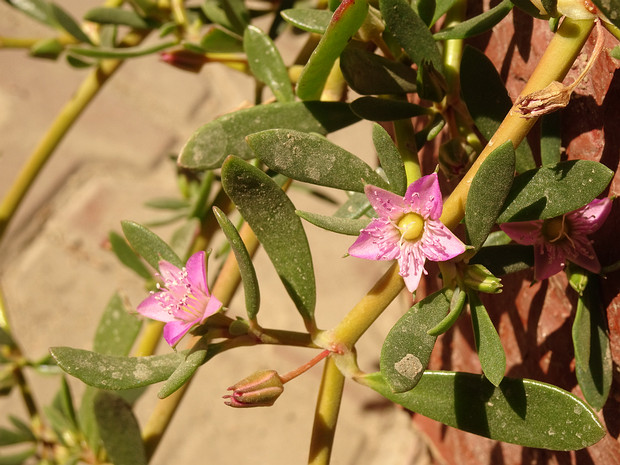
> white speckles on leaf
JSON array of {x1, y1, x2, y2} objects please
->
[{"x1": 394, "y1": 353, "x2": 423, "y2": 380}]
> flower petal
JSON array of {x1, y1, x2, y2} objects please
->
[
  {"x1": 404, "y1": 173, "x2": 443, "y2": 220},
  {"x1": 398, "y1": 243, "x2": 426, "y2": 293},
  {"x1": 137, "y1": 294, "x2": 175, "y2": 323},
  {"x1": 364, "y1": 185, "x2": 407, "y2": 221},
  {"x1": 566, "y1": 236, "x2": 601, "y2": 274},
  {"x1": 163, "y1": 319, "x2": 199, "y2": 346},
  {"x1": 348, "y1": 219, "x2": 401, "y2": 260},
  {"x1": 186, "y1": 251, "x2": 207, "y2": 293},
  {"x1": 534, "y1": 243, "x2": 566, "y2": 281},
  {"x1": 500, "y1": 220, "x2": 543, "y2": 245},
  {"x1": 568, "y1": 197, "x2": 612, "y2": 235},
  {"x1": 158, "y1": 259, "x2": 184, "y2": 285},
  {"x1": 421, "y1": 221, "x2": 466, "y2": 261},
  {"x1": 200, "y1": 295, "x2": 224, "y2": 324}
]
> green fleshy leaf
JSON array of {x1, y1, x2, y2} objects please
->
[
  {"x1": 246, "y1": 129, "x2": 388, "y2": 192},
  {"x1": 497, "y1": 160, "x2": 614, "y2": 222},
  {"x1": 469, "y1": 292, "x2": 506, "y2": 387},
  {"x1": 280, "y1": 8, "x2": 331, "y2": 33},
  {"x1": 200, "y1": 27, "x2": 243, "y2": 53},
  {"x1": 221, "y1": 157, "x2": 316, "y2": 321},
  {"x1": 572, "y1": 276, "x2": 612, "y2": 410},
  {"x1": 144, "y1": 197, "x2": 190, "y2": 210},
  {"x1": 461, "y1": 45, "x2": 535, "y2": 173},
  {"x1": 363, "y1": 371, "x2": 605, "y2": 450},
  {"x1": 3, "y1": 0, "x2": 55, "y2": 26},
  {"x1": 611, "y1": 45, "x2": 620, "y2": 60},
  {"x1": 84, "y1": 7, "x2": 151, "y2": 28},
  {"x1": 541, "y1": 0, "x2": 558, "y2": 16},
  {"x1": 414, "y1": 0, "x2": 436, "y2": 26},
  {"x1": 511, "y1": 0, "x2": 548, "y2": 17},
  {"x1": 52, "y1": 376, "x2": 79, "y2": 431},
  {"x1": 333, "y1": 192, "x2": 373, "y2": 218},
  {"x1": 121, "y1": 221, "x2": 183, "y2": 270},
  {"x1": 68, "y1": 40, "x2": 176, "y2": 59},
  {"x1": 214, "y1": 207, "x2": 261, "y2": 319},
  {"x1": 0, "y1": 327, "x2": 15, "y2": 348},
  {"x1": 169, "y1": 219, "x2": 200, "y2": 259},
  {"x1": 49, "y1": 347, "x2": 185, "y2": 390},
  {"x1": 340, "y1": 45, "x2": 417, "y2": 95},
  {"x1": 380, "y1": 289, "x2": 451, "y2": 392},
  {"x1": 430, "y1": 0, "x2": 457, "y2": 26},
  {"x1": 540, "y1": 112, "x2": 562, "y2": 166},
  {"x1": 296, "y1": 0, "x2": 369, "y2": 100},
  {"x1": 433, "y1": 0, "x2": 513, "y2": 40},
  {"x1": 296, "y1": 210, "x2": 370, "y2": 235},
  {"x1": 244, "y1": 25, "x2": 294, "y2": 103},
  {"x1": 380, "y1": 0, "x2": 443, "y2": 73},
  {"x1": 471, "y1": 244, "x2": 534, "y2": 276},
  {"x1": 29, "y1": 37, "x2": 63, "y2": 59},
  {"x1": 109, "y1": 231, "x2": 153, "y2": 279},
  {"x1": 66, "y1": 53, "x2": 94, "y2": 68},
  {"x1": 94, "y1": 392, "x2": 146, "y2": 465},
  {"x1": 220, "y1": 0, "x2": 250, "y2": 35},
  {"x1": 0, "y1": 426, "x2": 35, "y2": 446},
  {"x1": 50, "y1": 3, "x2": 93, "y2": 44},
  {"x1": 465, "y1": 140, "x2": 515, "y2": 250},
  {"x1": 372, "y1": 124, "x2": 407, "y2": 196},
  {"x1": 178, "y1": 101, "x2": 360, "y2": 170},
  {"x1": 93, "y1": 294, "x2": 142, "y2": 356},
  {"x1": 201, "y1": 0, "x2": 235, "y2": 32},
  {"x1": 350, "y1": 96, "x2": 432, "y2": 121},
  {"x1": 427, "y1": 286, "x2": 467, "y2": 336},
  {"x1": 0, "y1": 448, "x2": 36, "y2": 465}
]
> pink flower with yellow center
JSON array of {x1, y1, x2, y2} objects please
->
[
  {"x1": 137, "y1": 251, "x2": 222, "y2": 347},
  {"x1": 500, "y1": 198, "x2": 612, "y2": 281},
  {"x1": 348, "y1": 173, "x2": 466, "y2": 293}
]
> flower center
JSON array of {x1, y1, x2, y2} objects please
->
[
  {"x1": 397, "y1": 212, "x2": 425, "y2": 242},
  {"x1": 542, "y1": 216, "x2": 570, "y2": 243}
]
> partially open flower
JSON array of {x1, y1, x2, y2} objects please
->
[
  {"x1": 137, "y1": 251, "x2": 222, "y2": 347},
  {"x1": 348, "y1": 174, "x2": 466, "y2": 293},
  {"x1": 223, "y1": 370, "x2": 284, "y2": 408},
  {"x1": 500, "y1": 198, "x2": 612, "y2": 281}
]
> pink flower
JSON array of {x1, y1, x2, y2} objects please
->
[
  {"x1": 137, "y1": 251, "x2": 222, "y2": 346},
  {"x1": 500, "y1": 198, "x2": 612, "y2": 281},
  {"x1": 348, "y1": 173, "x2": 466, "y2": 293}
]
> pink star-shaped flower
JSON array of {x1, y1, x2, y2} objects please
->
[
  {"x1": 500, "y1": 198, "x2": 612, "y2": 281},
  {"x1": 348, "y1": 173, "x2": 466, "y2": 293},
  {"x1": 137, "y1": 251, "x2": 222, "y2": 346}
]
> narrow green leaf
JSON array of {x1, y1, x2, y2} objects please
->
[
  {"x1": 461, "y1": 45, "x2": 535, "y2": 173},
  {"x1": 471, "y1": 244, "x2": 534, "y2": 276},
  {"x1": 572, "y1": 276, "x2": 612, "y2": 410},
  {"x1": 66, "y1": 53, "x2": 94, "y2": 68},
  {"x1": 178, "y1": 101, "x2": 360, "y2": 170},
  {"x1": 221, "y1": 157, "x2": 316, "y2": 321},
  {"x1": 334, "y1": 192, "x2": 373, "y2": 218},
  {"x1": 201, "y1": 0, "x2": 235, "y2": 32},
  {"x1": 362, "y1": 371, "x2": 606, "y2": 450},
  {"x1": 144, "y1": 197, "x2": 190, "y2": 210},
  {"x1": 244, "y1": 25, "x2": 294, "y2": 103},
  {"x1": 340, "y1": 45, "x2": 417, "y2": 95},
  {"x1": 0, "y1": 448, "x2": 36, "y2": 465},
  {"x1": 380, "y1": 289, "x2": 451, "y2": 392},
  {"x1": 68, "y1": 40, "x2": 176, "y2": 59},
  {"x1": 414, "y1": 0, "x2": 436, "y2": 26},
  {"x1": 0, "y1": 327, "x2": 15, "y2": 348},
  {"x1": 121, "y1": 221, "x2": 183, "y2": 270},
  {"x1": 200, "y1": 27, "x2": 243, "y2": 53},
  {"x1": 53, "y1": 376, "x2": 79, "y2": 431},
  {"x1": 93, "y1": 294, "x2": 142, "y2": 356},
  {"x1": 380, "y1": 0, "x2": 443, "y2": 73},
  {"x1": 49, "y1": 347, "x2": 185, "y2": 390},
  {"x1": 465, "y1": 141, "x2": 515, "y2": 250},
  {"x1": 497, "y1": 160, "x2": 614, "y2": 222},
  {"x1": 350, "y1": 96, "x2": 432, "y2": 121},
  {"x1": 296, "y1": 210, "x2": 370, "y2": 235},
  {"x1": 433, "y1": 0, "x2": 513, "y2": 40},
  {"x1": 94, "y1": 392, "x2": 146, "y2": 465},
  {"x1": 50, "y1": 3, "x2": 93, "y2": 44},
  {"x1": 214, "y1": 207, "x2": 261, "y2": 319},
  {"x1": 280, "y1": 8, "x2": 331, "y2": 33},
  {"x1": 109, "y1": 231, "x2": 152, "y2": 279},
  {"x1": 372, "y1": 124, "x2": 407, "y2": 196},
  {"x1": 247, "y1": 129, "x2": 388, "y2": 192},
  {"x1": 220, "y1": 0, "x2": 250, "y2": 35},
  {"x1": 540, "y1": 112, "x2": 562, "y2": 166},
  {"x1": 3, "y1": 0, "x2": 55, "y2": 26},
  {"x1": 296, "y1": 0, "x2": 369, "y2": 100},
  {"x1": 0, "y1": 427, "x2": 35, "y2": 446},
  {"x1": 430, "y1": 0, "x2": 457, "y2": 26},
  {"x1": 84, "y1": 7, "x2": 151, "y2": 28},
  {"x1": 469, "y1": 292, "x2": 506, "y2": 387},
  {"x1": 427, "y1": 286, "x2": 467, "y2": 336}
]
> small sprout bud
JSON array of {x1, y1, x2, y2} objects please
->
[
  {"x1": 223, "y1": 370, "x2": 284, "y2": 408},
  {"x1": 438, "y1": 139, "x2": 477, "y2": 180},
  {"x1": 463, "y1": 264, "x2": 503, "y2": 294},
  {"x1": 566, "y1": 263, "x2": 589, "y2": 296},
  {"x1": 228, "y1": 318, "x2": 249, "y2": 336}
]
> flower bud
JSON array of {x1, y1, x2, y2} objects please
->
[
  {"x1": 438, "y1": 139, "x2": 476, "y2": 180},
  {"x1": 566, "y1": 263, "x2": 588, "y2": 296},
  {"x1": 223, "y1": 370, "x2": 284, "y2": 408},
  {"x1": 160, "y1": 50, "x2": 209, "y2": 73},
  {"x1": 463, "y1": 264, "x2": 503, "y2": 294}
]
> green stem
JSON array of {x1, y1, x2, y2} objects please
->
[
  {"x1": 440, "y1": 18, "x2": 595, "y2": 230},
  {"x1": 0, "y1": 29, "x2": 150, "y2": 243},
  {"x1": 393, "y1": 119, "x2": 421, "y2": 184},
  {"x1": 307, "y1": 357, "x2": 345, "y2": 465}
]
